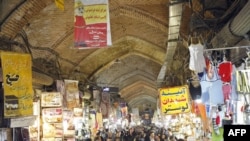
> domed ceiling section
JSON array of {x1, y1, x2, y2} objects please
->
[
  {"x1": 93, "y1": 54, "x2": 160, "y2": 108},
  {"x1": 1, "y1": 0, "x2": 248, "y2": 113},
  {"x1": 0, "y1": 0, "x2": 169, "y2": 110}
]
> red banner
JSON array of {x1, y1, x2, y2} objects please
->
[{"x1": 74, "y1": 0, "x2": 112, "y2": 48}]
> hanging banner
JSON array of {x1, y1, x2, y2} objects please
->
[
  {"x1": 1, "y1": 52, "x2": 33, "y2": 117},
  {"x1": 74, "y1": 0, "x2": 112, "y2": 48},
  {"x1": 100, "y1": 91, "x2": 110, "y2": 118},
  {"x1": 64, "y1": 80, "x2": 80, "y2": 109},
  {"x1": 55, "y1": 0, "x2": 64, "y2": 11},
  {"x1": 159, "y1": 85, "x2": 191, "y2": 115},
  {"x1": 96, "y1": 112, "x2": 103, "y2": 129}
]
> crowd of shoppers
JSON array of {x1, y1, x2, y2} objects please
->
[{"x1": 94, "y1": 125, "x2": 186, "y2": 141}]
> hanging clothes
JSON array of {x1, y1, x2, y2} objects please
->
[
  {"x1": 236, "y1": 70, "x2": 250, "y2": 94},
  {"x1": 209, "y1": 78, "x2": 224, "y2": 105},
  {"x1": 200, "y1": 69, "x2": 212, "y2": 104},
  {"x1": 217, "y1": 58, "x2": 233, "y2": 103},
  {"x1": 189, "y1": 43, "x2": 206, "y2": 73},
  {"x1": 206, "y1": 60, "x2": 215, "y2": 81},
  {"x1": 230, "y1": 65, "x2": 238, "y2": 101},
  {"x1": 218, "y1": 60, "x2": 233, "y2": 83},
  {"x1": 222, "y1": 83, "x2": 232, "y2": 102},
  {"x1": 200, "y1": 82, "x2": 209, "y2": 104},
  {"x1": 235, "y1": 63, "x2": 248, "y2": 95},
  {"x1": 188, "y1": 80, "x2": 202, "y2": 100},
  {"x1": 200, "y1": 66, "x2": 224, "y2": 105}
]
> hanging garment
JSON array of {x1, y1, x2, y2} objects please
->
[
  {"x1": 205, "y1": 104, "x2": 210, "y2": 118},
  {"x1": 206, "y1": 60, "x2": 215, "y2": 80},
  {"x1": 204, "y1": 65, "x2": 219, "y2": 82},
  {"x1": 200, "y1": 66, "x2": 224, "y2": 105},
  {"x1": 200, "y1": 80, "x2": 210, "y2": 104},
  {"x1": 235, "y1": 63, "x2": 245, "y2": 93},
  {"x1": 236, "y1": 71, "x2": 245, "y2": 93},
  {"x1": 216, "y1": 113, "x2": 220, "y2": 125},
  {"x1": 236, "y1": 71, "x2": 242, "y2": 93},
  {"x1": 236, "y1": 100, "x2": 245, "y2": 124},
  {"x1": 200, "y1": 66, "x2": 219, "y2": 104},
  {"x1": 189, "y1": 43, "x2": 206, "y2": 73},
  {"x1": 209, "y1": 78, "x2": 224, "y2": 105},
  {"x1": 218, "y1": 60, "x2": 233, "y2": 82},
  {"x1": 188, "y1": 80, "x2": 202, "y2": 100},
  {"x1": 205, "y1": 57, "x2": 211, "y2": 71},
  {"x1": 236, "y1": 70, "x2": 250, "y2": 93},
  {"x1": 225, "y1": 100, "x2": 231, "y2": 116},
  {"x1": 222, "y1": 83, "x2": 232, "y2": 101},
  {"x1": 230, "y1": 65, "x2": 238, "y2": 100}
]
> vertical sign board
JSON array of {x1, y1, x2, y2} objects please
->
[
  {"x1": 159, "y1": 85, "x2": 191, "y2": 115},
  {"x1": 55, "y1": 0, "x2": 64, "y2": 11},
  {"x1": 74, "y1": 0, "x2": 112, "y2": 48},
  {"x1": 1, "y1": 52, "x2": 33, "y2": 117}
]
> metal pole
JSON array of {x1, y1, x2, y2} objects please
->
[{"x1": 204, "y1": 46, "x2": 250, "y2": 51}]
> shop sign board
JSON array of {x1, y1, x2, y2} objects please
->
[
  {"x1": 159, "y1": 85, "x2": 191, "y2": 115},
  {"x1": 10, "y1": 116, "x2": 37, "y2": 128},
  {"x1": 1, "y1": 52, "x2": 33, "y2": 117}
]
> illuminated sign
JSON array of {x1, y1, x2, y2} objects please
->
[{"x1": 159, "y1": 85, "x2": 191, "y2": 114}]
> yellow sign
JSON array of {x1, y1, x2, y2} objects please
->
[
  {"x1": 84, "y1": 4, "x2": 107, "y2": 25},
  {"x1": 1, "y1": 52, "x2": 33, "y2": 117},
  {"x1": 55, "y1": 0, "x2": 64, "y2": 11},
  {"x1": 159, "y1": 85, "x2": 191, "y2": 114}
]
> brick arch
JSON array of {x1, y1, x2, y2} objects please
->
[
  {"x1": 77, "y1": 36, "x2": 165, "y2": 78},
  {"x1": 0, "y1": 0, "x2": 52, "y2": 38}
]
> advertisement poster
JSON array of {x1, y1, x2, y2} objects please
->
[
  {"x1": 42, "y1": 108, "x2": 63, "y2": 123},
  {"x1": 1, "y1": 52, "x2": 33, "y2": 117},
  {"x1": 64, "y1": 80, "x2": 80, "y2": 109},
  {"x1": 41, "y1": 92, "x2": 62, "y2": 107},
  {"x1": 74, "y1": 0, "x2": 112, "y2": 48},
  {"x1": 63, "y1": 110, "x2": 75, "y2": 139},
  {"x1": 159, "y1": 85, "x2": 191, "y2": 114},
  {"x1": 42, "y1": 123, "x2": 63, "y2": 138},
  {"x1": 29, "y1": 101, "x2": 40, "y2": 141}
]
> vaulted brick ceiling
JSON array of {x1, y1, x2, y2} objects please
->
[
  {"x1": 0, "y1": 0, "x2": 249, "y2": 111},
  {"x1": 0, "y1": 0, "x2": 169, "y2": 110}
]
